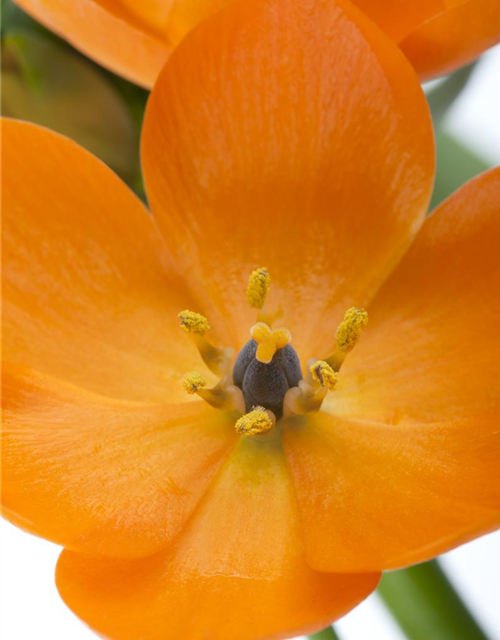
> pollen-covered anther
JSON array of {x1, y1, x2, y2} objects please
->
[
  {"x1": 310, "y1": 360, "x2": 339, "y2": 391},
  {"x1": 325, "y1": 307, "x2": 369, "y2": 371},
  {"x1": 250, "y1": 322, "x2": 291, "y2": 364},
  {"x1": 335, "y1": 307, "x2": 368, "y2": 353},
  {"x1": 246, "y1": 267, "x2": 271, "y2": 310},
  {"x1": 182, "y1": 372, "x2": 207, "y2": 395},
  {"x1": 235, "y1": 406, "x2": 275, "y2": 436},
  {"x1": 178, "y1": 310, "x2": 210, "y2": 336},
  {"x1": 178, "y1": 309, "x2": 233, "y2": 376}
]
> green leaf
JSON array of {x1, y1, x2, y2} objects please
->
[
  {"x1": 1, "y1": 29, "x2": 140, "y2": 183},
  {"x1": 431, "y1": 131, "x2": 491, "y2": 210},
  {"x1": 426, "y1": 63, "x2": 477, "y2": 125},
  {"x1": 378, "y1": 560, "x2": 490, "y2": 640},
  {"x1": 309, "y1": 625, "x2": 342, "y2": 640}
]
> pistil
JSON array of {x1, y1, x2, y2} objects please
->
[{"x1": 250, "y1": 322, "x2": 292, "y2": 364}]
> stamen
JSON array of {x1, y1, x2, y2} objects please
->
[
  {"x1": 178, "y1": 310, "x2": 233, "y2": 376},
  {"x1": 182, "y1": 371, "x2": 207, "y2": 394},
  {"x1": 335, "y1": 307, "x2": 368, "y2": 353},
  {"x1": 246, "y1": 267, "x2": 271, "y2": 310},
  {"x1": 309, "y1": 360, "x2": 338, "y2": 391},
  {"x1": 182, "y1": 373, "x2": 245, "y2": 413},
  {"x1": 178, "y1": 310, "x2": 210, "y2": 335},
  {"x1": 250, "y1": 322, "x2": 291, "y2": 364},
  {"x1": 325, "y1": 307, "x2": 369, "y2": 371},
  {"x1": 283, "y1": 381, "x2": 328, "y2": 417},
  {"x1": 235, "y1": 406, "x2": 275, "y2": 436}
]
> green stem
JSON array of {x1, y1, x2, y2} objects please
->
[
  {"x1": 378, "y1": 560, "x2": 490, "y2": 640},
  {"x1": 308, "y1": 625, "x2": 341, "y2": 640}
]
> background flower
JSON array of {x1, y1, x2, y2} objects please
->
[{"x1": 10, "y1": 0, "x2": 500, "y2": 86}]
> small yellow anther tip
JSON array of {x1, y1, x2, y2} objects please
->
[
  {"x1": 335, "y1": 307, "x2": 368, "y2": 353},
  {"x1": 246, "y1": 267, "x2": 271, "y2": 310},
  {"x1": 235, "y1": 406, "x2": 274, "y2": 435},
  {"x1": 310, "y1": 360, "x2": 338, "y2": 391},
  {"x1": 178, "y1": 310, "x2": 210, "y2": 336},
  {"x1": 182, "y1": 372, "x2": 207, "y2": 394}
]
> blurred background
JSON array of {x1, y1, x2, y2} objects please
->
[{"x1": 1, "y1": 0, "x2": 499, "y2": 637}]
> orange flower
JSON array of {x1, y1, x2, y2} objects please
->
[
  {"x1": 13, "y1": 0, "x2": 500, "y2": 86},
  {"x1": 2, "y1": 0, "x2": 499, "y2": 638}
]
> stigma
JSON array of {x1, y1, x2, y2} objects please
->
[
  {"x1": 250, "y1": 322, "x2": 291, "y2": 364},
  {"x1": 178, "y1": 269, "x2": 368, "y2": 435}
]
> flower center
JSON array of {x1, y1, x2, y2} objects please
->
[
  {"x1": 233, "y1": 333, "x2": 302, "y2": 419},
  {"x1": 178, "y1": 268, "x2": 368, "y2": 435}
]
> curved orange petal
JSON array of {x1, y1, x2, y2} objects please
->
[
  {"x1": 142, "y1": 0, "x2": 435, "y2": 359},
  {"x1": 2, "y1": 362, "x2": 237, "y2": 557},
  {"x1": 350, "y1": 0, "x2": 445, "y2": 42},
  {"x1": 15, "y1": 0, "x2": 500, "y2": 86},
  {"x1": 399, "y1": 0, "x2": 500, "y2": 81},
  {"x1": 13, "y1": 0, "x2": 171, "y2": 88},
  {"x1": 284, "y1": 413, "x2": 500, "y2": 573},
  {"x1": 334, "y1": 167, "x2": 500, "y2": 426},
  {"x1": 56, "y1": 435, "x2": 380, "y2": 640},
  {"x1": 350, "y1": 1, "x2": 500, "y2": 80},
  {"x1": 284, "y1": 168, "x2": 500, "y2": 572},
  {"x1": 2, "y1": 118, "x2": 209, "y2": 404}
]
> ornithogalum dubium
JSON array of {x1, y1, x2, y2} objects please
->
[{"x1": 2, "y1": 0, "x2": 499, "y2": 639}]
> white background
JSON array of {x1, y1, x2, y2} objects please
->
[{"x1": 1, "y1": 46, "x2": 499, "y2": 640}]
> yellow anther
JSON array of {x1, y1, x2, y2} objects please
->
[
  {"x1": 309, "y1": 360, "x2": 338, "y2": 391},
  {"x1": 250, "y1": 322, "x2": 291, "y2": 364},
  {"x1": 178, "y1": 310, "x2": 210, "y2": 336},
  {"x1": 235, "y1": 406, "x2": 275, "y2": 436},
  {"x1": 246, "y1": 267, "x2": 271, "y2": 310},
  {"x1": 182, "y1": 372, "x2": 207, "y2": 395},
  {"x1": 335, "y1": 307, "x2": 368, "y2": 353}
]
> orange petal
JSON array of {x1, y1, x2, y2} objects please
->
[
  {"x1": 349, "y1": 1, "x2": 500, "y2": 80},
  {"x1": 350, "y1": 0, "x2": 444, "y2": 42},
  {"x1": 13, "y1": 0, "x2": 170, "y2": 88},
  {"x1": 284, "y1": 168, "x2": 500, "y2": 572},
  {"x1": 400, "y1": 0, "x2": 500, "y2": 81},
  {"x1": 2, "y1": 362, "x2": 237, "y2": 557},
  {"x1": 2, "y1": 118, "x2": 208, "y2": 403},
  {"x1": 284, "y1": 413, "x2": 500, "y2": 573},
  {"x1": 334, "y1": 167, "x2": 500, "y2": 426},
  {"x1": 56, "y1": 435, "x2": 380, "y2": 640},
  {"x1": 142, "y1": 0, "x2": 435, "y2": 359}
]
